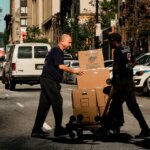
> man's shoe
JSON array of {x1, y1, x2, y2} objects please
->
[
  {"x1": 54, "y1": 126, "x2": 68, "y2": 137},
  {"x1": 112, "y1": 127, "x2": 120, "y2": 135},
  {"x1": 93, "y1": 126, "x2": 110, "y2": 137},
  {"x1": 135, "y1": 129, "x2": 150, "y2": 138},
  {"x1": 31, "y1": 129, "x2": 50, "y2": 137}
]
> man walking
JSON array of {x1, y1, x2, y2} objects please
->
[
  {"x1": 99, "y1": 32, "x2": 150, "y2": 138},
  {"x1": 31, "y1": 34, "x2": 83, "y2": 138}
]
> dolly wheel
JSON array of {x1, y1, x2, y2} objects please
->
[
  {"x1": 77, "y1": 114, "x2": 83, "y2": 123},
  {"x1": 95, "y1": 115, "x2": 101, "y2": 122},
  {"x1": 70, "y1": 115, "x2": 76, "y2": 123},
  {"x1": 69, "y1": 131, "x2": 75, "y2": 139}
]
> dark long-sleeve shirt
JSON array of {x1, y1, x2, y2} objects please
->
[{"x1": 113, "y1": 44, "x2": 133, "y2": 80}]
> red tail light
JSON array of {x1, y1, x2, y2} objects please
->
[{"x1": 12, "y1": 63, "x2": 16, "y2": 71}]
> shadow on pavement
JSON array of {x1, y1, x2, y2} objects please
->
[
  {"x1": 14, "y1": 88, "x2": 41, "y2": 92},
  {"x1": 1, "y1": 134, "x2": 150, "y2": 150},
  {"x1": 39, "y1": 133, "x2": 150, "y2": 149},
  {"x1": 130, "y1": 137, "x2": 150, "y2": 149},
  {"x1": 33, "y1": 132, "x2": 134, "y2": 144},
  {"x1": 92, "y1": 133, "x2": 133, "y2": 143},
  {"x1": 48, "y1": 132, "x2": 150, "y2": 148}
]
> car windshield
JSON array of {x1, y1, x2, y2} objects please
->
[
  {"x1": 137, "y1": 55, "x2": 150, "y2": 66},
  {"x1": 104, "y1": 60, "x2": 113, "y2": 67},
  {"x1": 71, "y1": 62, "x2": 79, "y2": 68},
  {"x1": 64, "y1": 61, "x2": 70, "y2": 66},
  {"x1": 64, "y1": 54, "x2": 73, "y2": 60}
]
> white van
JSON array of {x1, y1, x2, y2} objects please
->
[{"x1": 2, "y1": 43, "x2": 51, "y2": 90}]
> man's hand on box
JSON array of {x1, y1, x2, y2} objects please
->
[{"x1": 74, "y1": 68, "x2": 84, "y2": 76}]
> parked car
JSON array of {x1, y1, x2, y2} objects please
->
[
  {"x1": 132, "y1": 52, "x2": 150, "y2": 95},
  {"x1": 0, "y1": 49, "x2": 5, "y2": 71},
  {"x1": 133, "y1": 63, "x2": 150, "y2": 95},
  {"x1": 104, "y1": 59, "x2": 113, "y2": 68},
  {"x1": 1, "y1": 43, "x2": 51, "y2": 90},
  {"x1": 104, "y1": 60, "x2": 113, "y2": 75},
  {"x1": 136, "y1": 52, "x2": 150, "y2": 66},
  {"x1": 64, "y1": 60, "x2": 71, "y2": 66},
  {"x1": 64, "y1": 53, "x2": 73, "y2": 60},
  {"x1": 63, "y1": 60, "x2": 79, "y2": 84}
]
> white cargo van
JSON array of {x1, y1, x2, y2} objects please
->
[{"x1": 2, "y1": 43, "x2": 51, "y2": 90}]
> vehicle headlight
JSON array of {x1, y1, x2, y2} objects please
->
[{"x1": 135, "y1": 71, "x2": 144, "y2": 76}]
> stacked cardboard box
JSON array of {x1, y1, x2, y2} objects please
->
[
  {"x1": 72, "y1": 89, "x2": 98, "y2": 122},
  {"x1": 72, "y1": 49, "x2": 110, "y2": 122}
]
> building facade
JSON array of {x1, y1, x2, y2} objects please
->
[
  {"x1": 30, "y1": 0, "x2": 95, "y2": 45},
  {"x1": 119, "y1": 0, "x2": 150, "y2": 52},
  {"x1": 31, "y1": 0, "x2": 61, "y2": 45},
  {"x1": 8, "y1": 0, "x2": 149, "y2": 52},
  {"x1": 10, "y1": 0, "x2": 32, "y2": 43},
  {"x1": 9, "y1": 0, "x2": 98, "y2": 45}
]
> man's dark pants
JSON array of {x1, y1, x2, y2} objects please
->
[
  {"x1": 105, "y1": 79, "x2": 149, "y2": 131},
  {"x1": 32, "y1": 77, "x2": 63, "y2": 131}
]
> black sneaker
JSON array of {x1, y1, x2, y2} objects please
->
[
  {"x1": 54, "y1": 126, "x2": 68, "y2": 137},
  {"x1": 31, "y1": 129, "x2": 50, "y2": 137},
  {"x1": 94, "y1": 126, "x2": 110, "y2": 137},
  {"x1": 112, "y1": 127, "x2": 120, "y2": 135},
  {"x1": 135, "y1": 129, "x2": 150, "y2": 138}
]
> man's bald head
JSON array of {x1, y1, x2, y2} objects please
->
[
  {"x1": 60, "y1": 34, "x2": 71, "y2": 42},
  {"x1": 58, "y1": 34, "x2": 72, "y2": 51}
]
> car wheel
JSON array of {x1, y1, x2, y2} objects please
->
[
  {"x1": 9, "y1": 80, "x2": 16, "y2": 91},
  {"x1": 5, "y1": 82, "x2": 10, "y2": 89},
  {"x1": 1, "y1": 71, "x2": 5, "y2": 84},
  {"x1": 146, "y1": 77, "x2": 150, "y2": 95},
  {"x1": 1, "y1": 76, "x2": 6, "y2": 84}
]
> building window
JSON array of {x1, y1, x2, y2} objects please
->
[
  {"x1": 20, "y1": 0, "x2": 27, "y2": 16},
  {"x1": 18, "y1": 47, "x2": 32, "y2": 58},
  {"x1": 20, "y1": 18, "x2": 27, "y2": 26},
  {"x1": 20, "y1": 7, "x2": 28, "y2": 15}
]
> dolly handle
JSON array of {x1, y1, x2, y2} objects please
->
[{"x1": 102, "y1": 86, "x2": 113, "y2": 117}]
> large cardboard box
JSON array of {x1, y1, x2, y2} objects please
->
[
  {"x1": 72, "y1": 88, "x2": 99, "y2": 122},
  {"x1": 77, "y1": 68, "x2": 110, "y2": 89},
  {"x1": 72, "y1": 89, "x2": 97, "y2": 108},
  {"x1": 96, "y1": 87, "x2": 108, "y2": 107},
  {"x1": 78, "y1": 49, "x2": 104, "y2": 69},
  {"x1": 73, "y1": 107, "x2": 98, "y2": 122},
  {"x1": 96, "y1": 87, "x2": 108, "y2": 116},
  {"x1": 72, "y1": 88, "x2": 109, "y2": 121}
]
